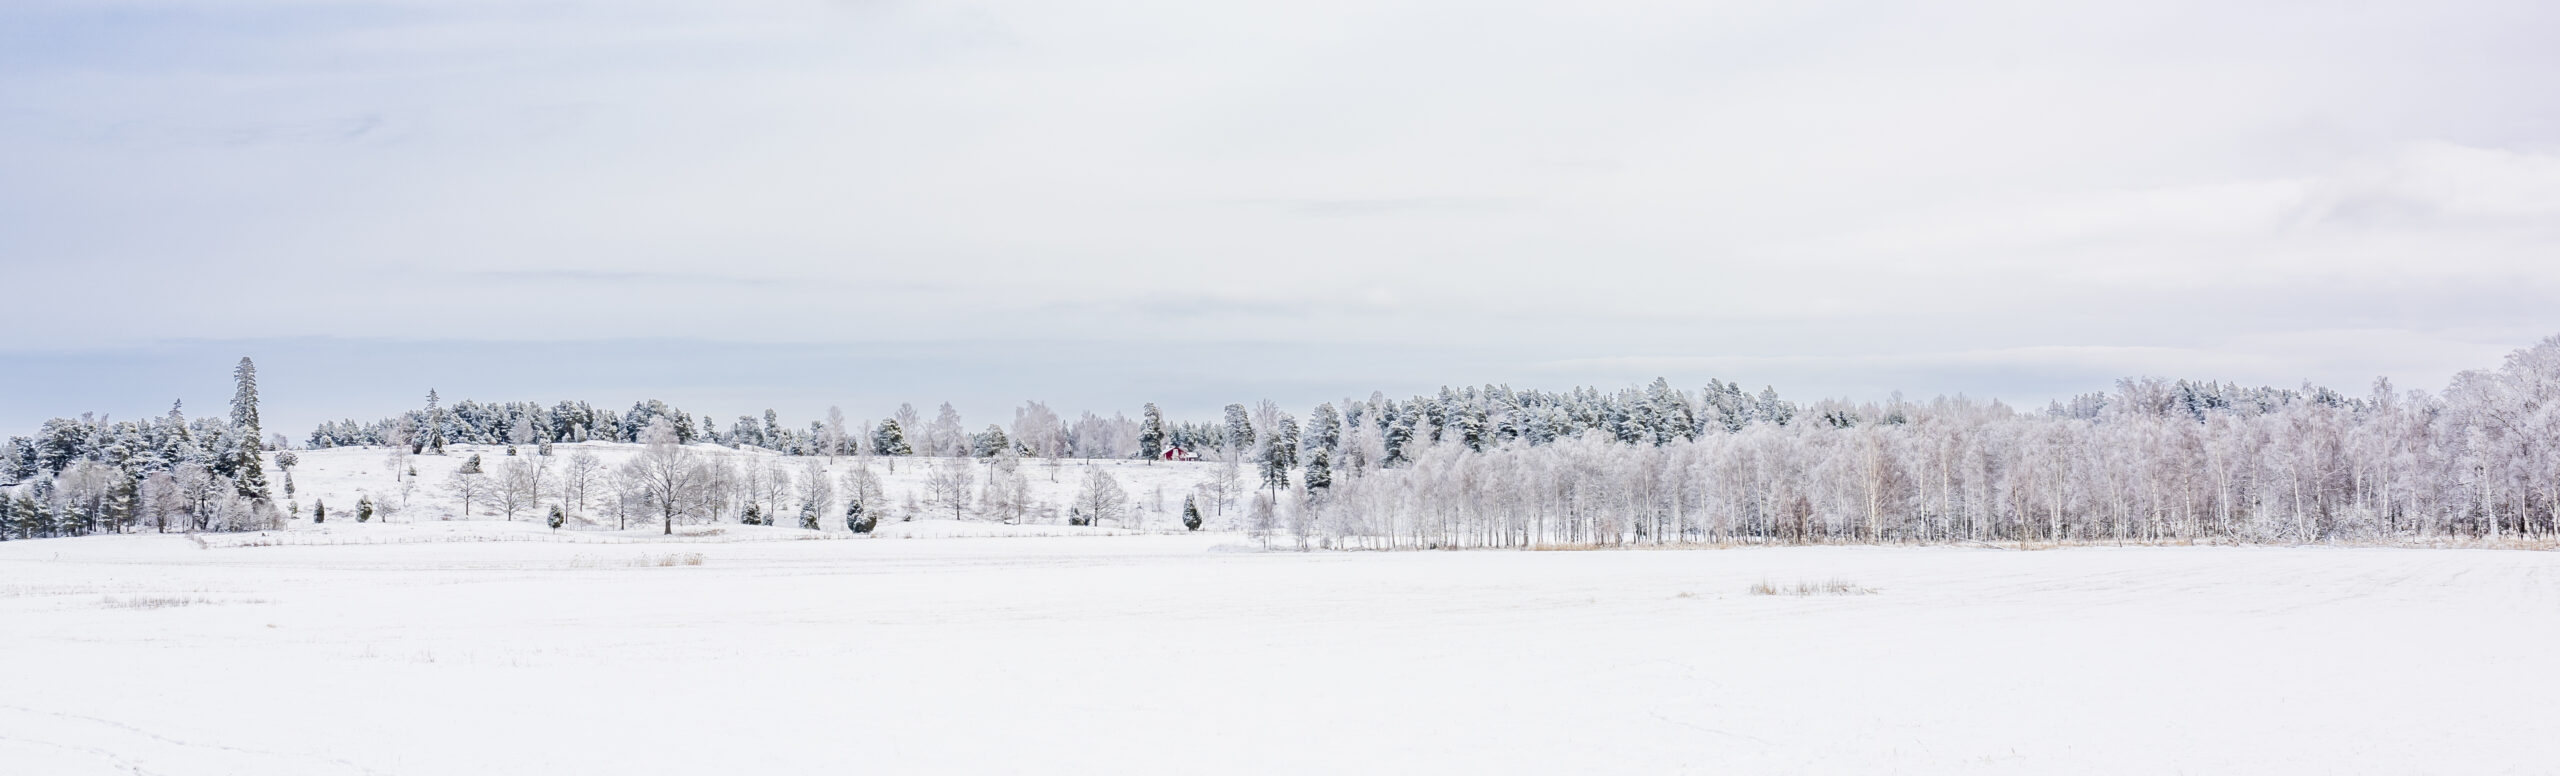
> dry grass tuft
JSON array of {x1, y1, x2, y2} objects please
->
[
  {"x1": 641, "y1": 552, "x2": 706, "y2": 567},
  {"x1": 1747, "y1": 578, "x2": 1877, "y2": 597},
  {"x1": 99, "y1": 595, "x2": 269, "y2": 609}
]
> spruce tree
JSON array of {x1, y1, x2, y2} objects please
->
[
  {"x1": 547, "y1": 504, "x2": 566, "y2": 530},
  {"x1": 460, "y1": 453, "x2": 483, "y2": 474},
  {"x1": 230, "y1": 357, "x2": 260, "y2": 435},
  {"x1": 422, "y1": 390, "x2": 448, "y2": 454},
  {"x1": 798, "y1": 500, "x2": 820, "y2": 530},
  {"x1": 845, "y1": 499, "x2": 875, "y2": 533},
  {"x1": 313, "y1": 500, "x2": 327, "y2": 524},
  {"x1": 1138, "y1": 403, "x2": 1167, "y2": 461},
  {"x1": 223, "y1": 357, "x2": 270, "y2": 501},
  {"x1": 356, "y1": 496, "x2": 374, "y2": 523},
  {"x1": 1305, "y1": 450, "x2": 1333, "y2": 496},
  {"x1": 1182, "y1": 493, "x2": 1202, "y2": 531}
]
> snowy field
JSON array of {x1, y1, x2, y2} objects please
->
[{"x1": 3, "y1": 530, "x2": 2556, "y2": 775}]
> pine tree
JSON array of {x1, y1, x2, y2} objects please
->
[
  {"x1": 873, "y1": 420, "x2": 912, "y2": 456},
  {"x1": 313, "y1": 500, "x2": 327, "y2": 524},
  {"x1": 1139, "y1": 403, "x2": 1167, "y2": 461},
  {"x1": 1276, "y1": 415, "x2": 1300, "y2": 470},
  {"x1": 1305, "y1": 449, "x2": 1333, "y2": 496},
  {"x1": 1307, "y1": 403, "x2": 1342, "y2": 457},
  {"x1": 742, "y1": 503, "x2": 764, "y2": 526},
  {"x1": 1260, "y1": 425, "x2": 1293, "y2": 495},
  {"x1": 356, "y1": 496, "x2": 374, "y2": 523},
  {"x1": 547, "y1": 504, "x2": 566, "y2": 530},
  {"x1": 973, "y1": 424, "x2": 1010, "y2": 457},
  {"x1": 1382, "y1": 410, "x2": 1415, "y2": 467},
  {"x1": 1222, "y1": 404, "x2": 1255, "y2": 455},
  {"x1": 1182, "y1": 493, "x2": 1203, "y2": 531},
  {"x1": 460, "y1": 453, "x2": 483, "y2": 474},
  {"x1": 798, "y1": 499, "x2": 820, "y2": 530}
]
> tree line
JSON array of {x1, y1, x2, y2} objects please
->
[{"x1": 10, "y1": 336, "x2": 2560, "y2": 546}]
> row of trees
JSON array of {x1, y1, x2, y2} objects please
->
[
  {"x1": 307, "y1": 395, "x2": 1166, "y2": 463},
  {"x1": 582, "y1": 420, "x2": 1142, "y2": 534},
  {"x1": 370, "y1": 335, "x2": 2560, "y2": 548},
  {"x1": 15, "y1": 336, "x2": 2560, "y2": 546},
  {"x1": 1, "y1": 358, "x2": 277, "y2": 539},
  {"x1": 1260, "y1": 337, "x2": 2560, "y2": 548}
]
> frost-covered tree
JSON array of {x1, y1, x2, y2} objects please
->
[
  {"x1": 873, "y1": 419, "x2": 913, "y2": 458},
  {"x1": 1073, "y1": 466, "x2": 1130, "y2": 528},
  {"x1": 621, "y1": 418, "x2": 713, "y2": 535},
  {"x1": 821, "y1": 406, "x2": 851, "y2": 461},
  {"x1": 444, "y1": 465, "x2": 489, "y2": 518},
  {"x1": 841, "y1": 459, "x2": 883, "y2": 533},
  {"x1": 1138, "y1": 403, "x2": 1167, "y2": 462},
  {"x1": 563, "y1": 450, "x2": 605, "y2": 520},
  {"x1": 1012, "y1": 401, "x2": 1065, "y2": 459},
  {"x1": 795, "y1": 458, "x2": 832, "y2": 530},
  {"x1": 1304, "y1": 449, "x2": 1333, "y2": 496},
  {"x1": 420, "y1": 390, "x2": 448, "y2": 454},
  {"x1": 496, "y1": 457, "x2": 550, "y2": 522},
  {"x1": 972, "y1": 424, "x2": 1011, "y2": 458},
  {"x1": 1222, "y1": 404, "x2": 1255, "y2": 461},
  {"x1": 1261, "y1": 415, "x2": 1298, "y2": 496},
  {"x1": 927, "y1": 403, "x2": 967, "y2": 458},
  {"x1": 923, "y1": 458, "x2": 975, "y2": 519},
  {"x1": 979, "y1": 454, "x2": 1034, "y2": 524}
]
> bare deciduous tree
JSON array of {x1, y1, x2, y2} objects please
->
[{"x1": 923, "y1": 458, "x2": 975, "y2": 520}]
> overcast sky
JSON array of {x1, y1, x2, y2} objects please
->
[{"x1": 5, "y1": 0, "x2": 2559, "y2": 436}]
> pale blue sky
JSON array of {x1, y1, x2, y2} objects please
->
[{"x1": 6, "y1": 1, "x2": 2560, "y2": 435}]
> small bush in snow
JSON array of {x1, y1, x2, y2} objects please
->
[{"x1": 1748, "y1": 579, "x2": 1876, "y2": 596}]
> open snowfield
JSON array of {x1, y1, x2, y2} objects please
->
[{"x1": 3, "y1": 529, "x2": 2556, "y2": 775}]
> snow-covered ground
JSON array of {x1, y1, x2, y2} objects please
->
[
  {"x1": 2, "y1": 529, "x2": 2554, "y2": 774},
  {"x1": 280, "y1": 442, "x2": 1236, "y2": 531}
]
